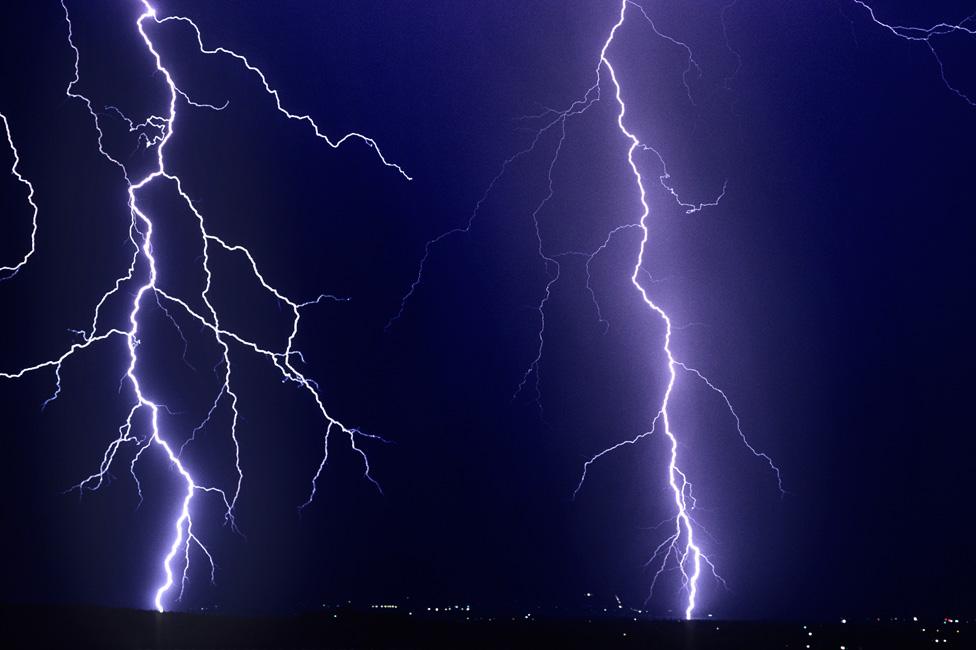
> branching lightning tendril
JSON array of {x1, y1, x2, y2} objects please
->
[
  {"x1": 852, "y1": 1, "x2": 976, "y2": 107},
  {"x1": 0, "y1": 0, "x2": 407, "y2": 612},
  {"x1": 0, "y1": 112, "x2": 39, "y2": 281}
]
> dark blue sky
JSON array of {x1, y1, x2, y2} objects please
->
[{"x1": 0, "y1": 0, "x2": 973, "y2": 621}]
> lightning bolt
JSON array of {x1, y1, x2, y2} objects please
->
[
  {"x1": 1, "y1": 0, "x2": 407, "y2": 612},
  {"x1": 389, "y1": 0, "x2": 778, "y2": 620},
  {"x1": 852, "y1": 1, "x2": 976, "y2": 106}
]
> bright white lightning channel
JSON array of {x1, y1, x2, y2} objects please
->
[
  {"x1": 0, "y1": 0, "x2": 406, "y2": 612},
  {"x1": 389, "y1": 0, "x2": 780, "y2": 620}
]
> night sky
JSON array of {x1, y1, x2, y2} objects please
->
[{"x1": 0, "y1": 0, "x2": 974, "y2": 622}]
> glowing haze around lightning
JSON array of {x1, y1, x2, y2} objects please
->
[
  {"x1": 390, "y1": 0, "x2": 780, "y2": 619},
  {"x1": 0, "y1": 0, "x2": 406, "y2": 612}
]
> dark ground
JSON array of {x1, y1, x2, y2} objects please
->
[{"x1": 0, "y1": 604, "x2": 969, "y2": 649}]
